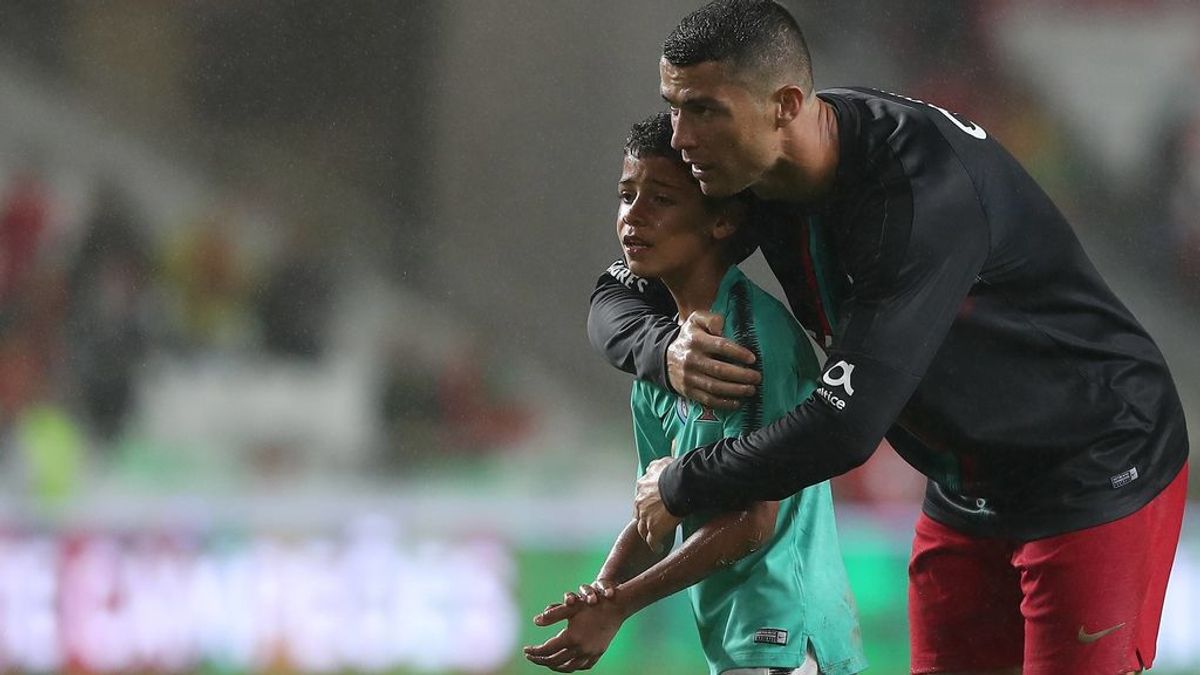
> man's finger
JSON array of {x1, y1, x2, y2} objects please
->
[
  {"x1": 645, "y1": 526, "x2": 662, "y2": 553},
  {"x1": 688, "y1": 310, "x2": 725, "y2": 336},
  {"x1": 692, "y1": 331, "x2": 757, "y2": 367},
  {"x1": 684, "y1": 370, "x2": 756, "y2": 400},
  {"x1": 697, "y1": 355, "x2": 761, "y2": 386},
  {"x1": 692, "y1": 391, "x2": 742, "y2": 411},
  {"x1": 594, "y1": 579, "x2": 616, "y2": 598}
]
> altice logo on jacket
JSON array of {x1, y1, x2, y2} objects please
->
[{"x1": 816, "y1": 360, "x2": 855, "y2": 410}]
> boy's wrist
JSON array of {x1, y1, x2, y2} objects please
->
[{"x1": 610, "y1": 582, "x2": 644, "y2": 620}]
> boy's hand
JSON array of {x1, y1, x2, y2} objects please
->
[
  {"x1": 533, "y1": 601, "x2": 580, "y2": 627},
  {"x1": 668, "y1": 311, "x2": 760, "y2": 410},
  {"x1": 577, "y1": 579, "x2": 617, "y2": 605},
  {"x1": 532, "y1": 579, "x2": 618, "y2": 628},
  {"x1": 524, "y1": 598, "x2": 628, "y2": 672}
]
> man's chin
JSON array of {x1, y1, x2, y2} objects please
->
[
  {"x1": 698, "y1": 176, "x2": 748, "y2": 199},
  {"x1": 698, "y1": 179, "x2": 734, "y2": 198}
]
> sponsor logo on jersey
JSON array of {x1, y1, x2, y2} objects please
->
[
  {"x1": 605, "y1": 259, "x2": 649, "y2": 293},
  {"x1": 816, "y1": 360, "x2": 855, "y2": 411}
]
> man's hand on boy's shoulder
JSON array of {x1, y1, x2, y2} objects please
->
[{"x1": 669, "y1": 310, "x2": 761, "y2": 410}]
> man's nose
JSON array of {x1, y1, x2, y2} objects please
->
[{"x1": 671, "y1": 117, "x2": 694, "y2": 151}]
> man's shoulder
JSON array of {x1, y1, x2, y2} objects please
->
[{"x1": 820, "y1": 86, "x2": 995, "y2": 161}]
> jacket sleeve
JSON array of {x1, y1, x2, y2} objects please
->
[
  {"x1": 659, "y1": 141, "x2": 990, "y2": 516},
  {"x1": 587, "y1": 259, "x2": 679, "y2": 390}
]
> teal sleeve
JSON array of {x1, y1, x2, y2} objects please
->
[{"x1": 720, "y1": 405, "x2": 746, "y2": 442}]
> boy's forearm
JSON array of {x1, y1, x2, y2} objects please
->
[
  {"x1": 597, "y1": 520, "x2": 668, "y2": 583},
  {"x1": 613, "y1": 506, "x2": 774, "y2": 618}
]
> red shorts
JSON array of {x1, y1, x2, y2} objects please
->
[{"x1": 908, "y1": 463, "x2": 1188, "y2": 675}]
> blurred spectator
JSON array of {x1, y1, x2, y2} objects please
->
[
  {"x1": 1165, "y1": 111, "x2": 1200, "y2": 298},
  {"x1": 437, "y1": 344, "x2": 535, "y2": 453},
  {"x1": 0, "y1": 168, "x2": 63, "y2": 435},
  {"x1": 376, "y1": 339, "x2": 538, "y2": 466},
  {"x1": 0, "y1": 328, "x2": 50, "y2": 433},
  {"x1": 1146, "y1": 50, "x2": 1200, "y2": 299},
  {"x1": 254, "y1": 225, "x2": 332, "y2": 360},
  {"x1": 377, "y1": 344, "x2": 443, "y2": 466},
  {"x1": 0, "y1": 167, "x2": 51, "y2": 310},
  {"x1": 163, "y1": 211, "x2": 252, "y2": 351},
  {"x1": 65, "y1": 182, "x2": 156, "y2": 444}
]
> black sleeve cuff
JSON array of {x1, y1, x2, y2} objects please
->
[{"x1": 659, "y1": 455, "x2": 693, "y2": 517}]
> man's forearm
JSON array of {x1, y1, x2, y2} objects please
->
[
  {"x1": 659, "y1": 352, "x2": 919, "y2": 516},
  {"x1": 587, "y1": 263, "x2": 677, "y2": 388}
]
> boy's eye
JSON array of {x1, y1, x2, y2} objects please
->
[
  {"x1": 652, "y1": 194, "x2": 675, "y2": 206},
  {"x1": 619, "y1": 190, "x2": 635, "y2": 204}
]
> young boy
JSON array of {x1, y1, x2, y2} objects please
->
[{"x1": 524, "y1": 112, "x2": 867, "y2": 675}]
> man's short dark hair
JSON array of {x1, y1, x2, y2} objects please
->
[
  {"x1": 663, "y1": 0, "x2": 813, "y2": 94},
  {"x1": 623, "y1": 112, "x2": 757, "y2": 263}
]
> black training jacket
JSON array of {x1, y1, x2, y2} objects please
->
[{"x1": 588, "y1": 87, "x2": 1189, "y2": 540}]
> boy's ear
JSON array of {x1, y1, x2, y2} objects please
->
[
  {"x1": 712, "y1": 216, "x2": 738, "y2": 242},
  {"x1": 711, "y1": 199, "x2": 747, "y2": 242}
]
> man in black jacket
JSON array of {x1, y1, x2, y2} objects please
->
[{"x1": 588, "y1": 1, "x2": 1189, "y2": 673}]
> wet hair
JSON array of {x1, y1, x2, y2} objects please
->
[
  {"x1": 663, "y1": 0, "x2": 813, "y2": 95},
  {"x1": 623, "y1": 112, "x2": 757, "y2": 263},
  {"x1": 623, "y1": 110, "x2": 677, "y2": 162}
]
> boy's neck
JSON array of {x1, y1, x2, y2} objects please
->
[{"x1": 663, "y1": 259, "x2": 732, "y2": 324}]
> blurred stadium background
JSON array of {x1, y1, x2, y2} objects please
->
[{"x1": 0, "y1": 1, "x2": 1196, "y2": 673}]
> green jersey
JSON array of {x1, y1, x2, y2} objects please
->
[{"x1": 632, "y1": 267, "x2": 867, "y2": 675}]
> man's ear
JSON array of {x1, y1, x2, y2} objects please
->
[{"x1": 774, "y1": 84, "x2": 806, "y2": 125}]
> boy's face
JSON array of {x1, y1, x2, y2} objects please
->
[{"x1": 616, "y1": 153, "x2": 724, "y2": 282}]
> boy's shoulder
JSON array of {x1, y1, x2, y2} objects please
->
[{"x1": 631, "y1": 379, "x2": 675, "y2": 415}]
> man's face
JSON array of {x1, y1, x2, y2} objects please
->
[
  {"x1": 660, "y1": 57, "x2": 778, "y2": 198},
  {"x1": 616, "y1": 153, "x2": 722, "y2": 283}
]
